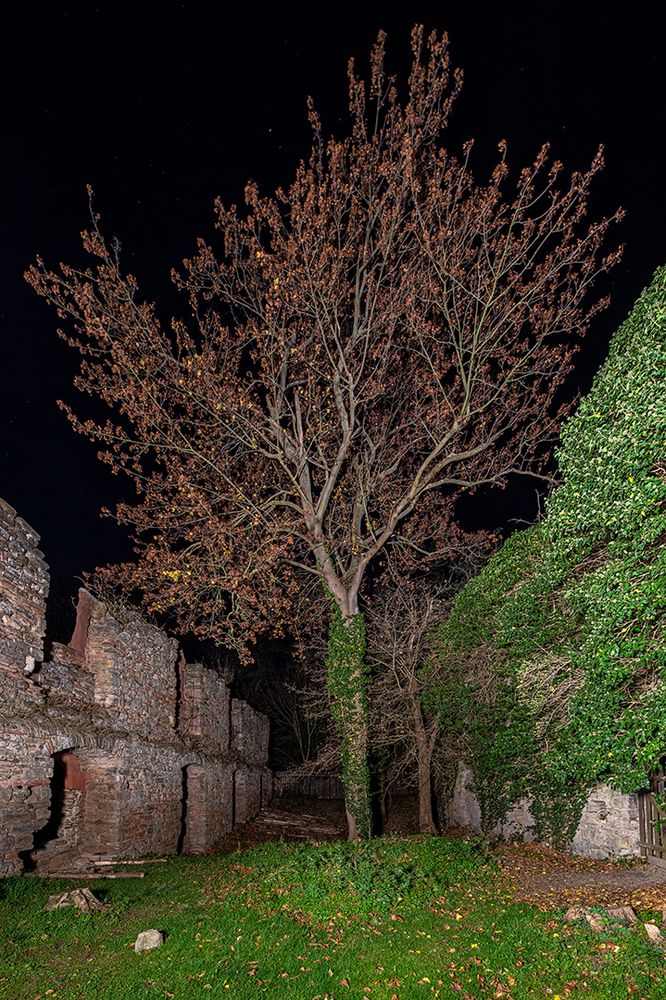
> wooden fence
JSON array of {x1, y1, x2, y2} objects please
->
[
  {"x1": 273, "y1": 772, "x2": 344, "y2": 799},
  {"x1": 638, "y1": 768, "x2": 666, "y2": 867}
]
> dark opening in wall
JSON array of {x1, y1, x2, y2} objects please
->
[
  {"x1": 20, "y1": 749, "x2": 86, "y2": 872},
  {"x1": 177, "y1": 765, "x2": 190, "y2": 854},
  {"x1": 44, "y1": 576, "x2": 79, "y2": 656}
]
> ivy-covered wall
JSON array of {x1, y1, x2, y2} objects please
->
[{"x1": 427, "y1": 266, "x2": 666, "y2": 844}]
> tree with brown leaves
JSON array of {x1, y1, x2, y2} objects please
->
[{"x1": 27, "y1": 26, "x2": 621, "y2": 838}]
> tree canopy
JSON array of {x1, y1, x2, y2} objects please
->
[{"x1": 27, "y1": 26, "x2": 621, "y2": 837}]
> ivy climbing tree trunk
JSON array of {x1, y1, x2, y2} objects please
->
[{"x1": 326, "y1": 603, "x2": 372, "y2": 839}]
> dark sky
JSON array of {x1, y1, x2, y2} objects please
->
[{"x1": 2, "y1": 2, "x2": 665, "y2": 582}]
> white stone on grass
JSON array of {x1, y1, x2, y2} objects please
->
[
  {"x1": 644, "y1": 923, "x2": 663, "y2": 945},
  {"x1": 134, "y1": 929, "x2": 164, "y2": 952}
]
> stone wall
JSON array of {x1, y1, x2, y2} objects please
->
[
  {"x1": 446, "y1": 763, "x2": 482, "y2": 832},
  {"x1": 181, "y1": 763, "x2": 234, "y2": 855},
  {"x1": 0, "y1": 499, "x2": 49, "y2": 713},
  {"x1": 571, "y1": 784, "x2": 641, "y2": 860},
  {"x1": 85, "y1": 597, "x2": 178, "y2": 736},
  {"x1": 231, "y1": 699, "x2": 270, "y2": 764},
  {"x1": 0, "y1": 500, "x2": 271, "y2": 876},
  {"x1": 445, "y1": 762, "x2": 640, "y2": 860},
  {"x1": 179, "y1": 662, "x2": 230, "y2": 751}
]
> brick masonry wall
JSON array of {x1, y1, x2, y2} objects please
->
[
  {"x1": 0, "y1": 735, "x2": 53, "y2": 876},
  {"x1": 84, "y1": 593, "x2": 179, "y2": 737},
  {"x1": 231, "y1": 699, "x2": 269, "y2": 766},
  {"x1": 233, "y1": 764, "x2": 263, "y2": 825},
  {"x1": 0, "y1": 499, "x2": 271, "y2": 875},
  {"x1": 37, "y1": 643, "x2": 94, "y2": 707}
]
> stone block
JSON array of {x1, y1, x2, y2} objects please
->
[
  {"x1": 572, "y1": 783, "x2": 641, "y2": 860},
  {"x1": 447, "y1": 763, "x2": 482, "y2": 832}
]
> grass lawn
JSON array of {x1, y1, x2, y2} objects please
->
[{"x1": 0, "y1": 837, "x2": 663, "y2": 999}]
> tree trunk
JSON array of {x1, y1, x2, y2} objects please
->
[
  {"x1": 326, "y1": 603, "x2": 372, "y2": 839},
  {"x1": 376, "y1": 762, "x2": 388, "y2": 834},
  {"x1": 412, "y1": 692, "x2": 437, "y2": 834}
]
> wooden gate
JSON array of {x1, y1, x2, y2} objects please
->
[
  {"x1": 273, "y1": 772, "x2": 344, "y2": 799},
  {"x1": 638, "y1": 769, "x2": 666, "y2": 867}
]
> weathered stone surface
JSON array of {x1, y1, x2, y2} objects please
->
[
  {"x1": 584, "y1": 911, "x2": 608, "y2": 933},
  {"x1": 606, "y1": 906, "x2": 637, "y2": 925},
  {"x1": 84, "y1": 591, "x2": 179, "y2": 736},
  {"x1": 231, "y1": 700, "x2": 269, "y2": 765},
  {"x1": 234, "y1": 765, "x2": 263, "y2": 825},
  {"x1": 0, "y1": 498, "x2": 272, "y2": 875},
  {"x1": 179, "y1": 662, "x2": 230, "y2": 750},
  {"x1": 644, "y1": 922, "x2": 663, "y2": 945},
  {"x1": 44, "y1": 887, "x2": 104, "y2": 912},
  {"x1": 571, "y1": 783, "x2": 641, "y2": 860},
  {"x1": 444, "y1": 765, "x2": 641, "y2": 860},
  {"x1": 446, "y1": 763, "x2": 482, "y2": 832},
  {"x1": 494, "y1": 797, "x2": 536, "y2": 843},
  {"x1": 181, "y1": 763, "x2": 234, "y2": 853},
  {"x1": 134, "y1": 929, "x2": 164, "y2": 952},
  {"x1": 564, "y1": 905, "x2": 636, "y2": 929}
]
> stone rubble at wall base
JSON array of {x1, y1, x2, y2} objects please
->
[{"x1": 0, "y1": 497, "x2": 272, "y2": 876}]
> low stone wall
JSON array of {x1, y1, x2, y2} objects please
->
[
  {"x1": 0, "y1": 499, "x2": 271, "y2": 876},
  {"x1": 445, "y1": 762, "x2": 641, "y2": 860}
]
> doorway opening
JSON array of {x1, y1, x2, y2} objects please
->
[{"x1": 20, "y1": 749, "x2": 87, "y2": 872}]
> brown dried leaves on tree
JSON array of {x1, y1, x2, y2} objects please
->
[{"x1": 26, "y1": 26, "x2": 622, "y2": 659}]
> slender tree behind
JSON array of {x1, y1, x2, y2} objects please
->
[
  {"x1": 366, "y1": 576, "x2": 476, "y2": 834},
  {"x1": 27, "y1": 26, "x2": 621, "y2": 838}
]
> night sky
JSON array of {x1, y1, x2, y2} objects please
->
[{"x1": 2, "y1": 3, "x2": 665, "y2": 585}]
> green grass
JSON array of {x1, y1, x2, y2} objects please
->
[{"x1": 0, "y1": 837, "x2": 663, "y2": 999}]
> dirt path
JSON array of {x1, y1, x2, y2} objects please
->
[
  {"x1": 210, "y1": 800, "x2": 346, "y2": 855},
  {"x1": 493, "y1": 841, "x2": 666, "y2": 909}
]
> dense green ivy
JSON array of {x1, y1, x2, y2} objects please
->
[
  {"x1": 326, "y1": 603, "x2": 372, "y2": 838},
  {"x1": 426, "y1": 265, "x2": 666, "y2": 843}
]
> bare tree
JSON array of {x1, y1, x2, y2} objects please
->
[{"x1": 366, "y1": 576, "x2": 467, "y2": 833}]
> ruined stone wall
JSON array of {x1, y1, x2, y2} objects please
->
[
  {"x1": 179, "y1": 662, "x2": 230, "y2": 751},
  {"x1": 231, "y1": 699, "x2": 270, "y2": 765},
  {"x1": 0, "y1": 499, "x2": 48, "y2": 714},
  {"x1": 445, "y1": 761, "x2": 641, "y2": 860},
  {"x1": 571, "y1": 784, "x2": 641, "y2": 860},
  {"x1": 37, "y1": 643, "x2": 94, "y2": 707},
  {"x1": 0, "y1": 500, "x2": 271, "y2": 876},
  {"x1": 181, "y1": 762, "x2": 234, "y2": 854},
  {"x1": 85, "y1": 597, "x2": 178, "y2": 736},
  {"x1": 0, "y1": 735, "x2": 53, "y2": 875}
]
